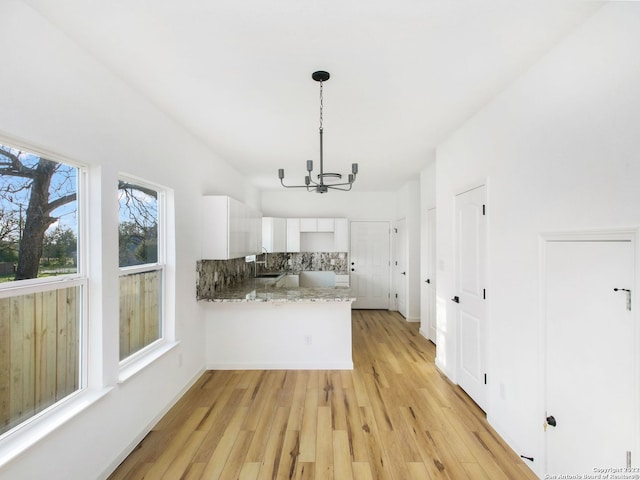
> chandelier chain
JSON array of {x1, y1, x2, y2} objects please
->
[{"x1": 319, "y1": 80, "x2": 324, "y2": 131}]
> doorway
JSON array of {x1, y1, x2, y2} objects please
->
[
  {"x1": 454, "y1": 184, "x2": 487, "y2": 411},
  {"x1": 350, "y1": 221, "x2": 390, "y2": 309},
  {"x1": 424, "y1": 207, "x2": 437, "y2": 342},
  {"x1": 393, "y1": 218, "x2": 407, "y2": 317},
  {"x1": 543, "y1": 233, "x2": 637, "y2": 475}
]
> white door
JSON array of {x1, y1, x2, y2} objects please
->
[
  {"x1": 545, "y1": 238, "x2": 635, "y2": 475},
  {"x1": 425, "y1": 208, "x2": 437, "y2": 342},
  {"x1": 454, "y1": 185, "x2": 487, "y2": 411},
  {"x1": 350, "y1": 221, "x2": 390, "y2": 309},
  {"x1": 394, "y1": 219, "x2": 407, "y2": 317}
]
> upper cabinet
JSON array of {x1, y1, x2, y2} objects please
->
[
  {"x1": 285, "y1": 218, "x2": 348, "y2": 252},
  {"x1": 201, "y1": 195, "x2": 261, "y2": 259},
  {"x1": 300, "y1": 218, "x2": 335, "y2": 232},
  {"x1": 286, "y1": 218, "x2": 301, "y2": 252},
  {"x1": 262, "y1": 217, "x2": 287, "y2": 252},
  {"x1": 333, "y1": 218, "x2": 349, "y2": 251}
]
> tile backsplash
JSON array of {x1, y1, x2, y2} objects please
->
[{"x1": 197, "y1": 252, "x2": 348, "y2": 298}]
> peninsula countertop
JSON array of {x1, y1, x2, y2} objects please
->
[{"x1": 199, "y1": 276, "x2": 356, "y2": 303}]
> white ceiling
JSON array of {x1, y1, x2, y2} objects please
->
[{"x1": 24, "y1": 0, "x2": 602, "y2": 192}]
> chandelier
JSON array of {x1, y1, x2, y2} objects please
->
[{"x1": 278, "y1": 71, "x2": 358, "y2": 193}]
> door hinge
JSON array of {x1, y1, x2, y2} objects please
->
[
  {"x1": 483, "y1": 288, "x2": 486, "y2": 300},
  {"x1": 484, "y1": 374, "x2": 487, "y2": 385},
  {"x1": 482, "y1": 204, "x2": 486, "y2": 216}
]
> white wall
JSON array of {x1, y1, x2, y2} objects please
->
[
  {"x1": 0, "y1": 1, "x2": 256, "y2": 478},
  {"x1": 434, "y1": 3, "x2": 640, "y2": 475}
]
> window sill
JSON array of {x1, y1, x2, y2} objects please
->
[
  {"x1": 0, "y1": 387, "x2": 112, "y2": 468},
  {"x1": 118, "y1": 340, "x2": 180, "y2": 384}
]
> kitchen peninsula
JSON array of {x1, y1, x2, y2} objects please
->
[{"x1": 197, "y1": 256, "x2": 355, "y2": 370}]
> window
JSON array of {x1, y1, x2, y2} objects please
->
[
  {"x1": 0, "y1": 141, "x2": 85, "y2": 437},
  {"x1": 118, "y1": 177, "x2": 164, "y2": 362}
]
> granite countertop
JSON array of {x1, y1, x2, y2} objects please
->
[{"x1": 200, "y1": 275, "x2": 355, "y2": 303}]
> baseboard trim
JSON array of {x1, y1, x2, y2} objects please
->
[{"x1": 206, "y1": 362, "x2": 354, "y2": 370}]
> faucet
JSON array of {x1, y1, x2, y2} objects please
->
[{"x1": 254, "y1": 247, "x2": 268, "y2": 276}]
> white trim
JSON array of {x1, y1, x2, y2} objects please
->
[
  {"x1": 0, "y1": 387, "x2": 112, "y2": 468},
  {"x1": 117, "y1": 175, "x2": 165, "y2": 363},
  {"x1": 0, "y1": 137, "x2": 90, "y2": 450},
  {"x1": 118, "y1": 263, "x2": 162, "y2": 276},
  {"x1": 0, "y1": 275, "x2": 86, "y2": 298},
  {"x1": 205, "y1": 362, "x2": 354, "y2": 370},
  {"x1": 118, "y1": 340, "x2": 180, "y2": 384}
]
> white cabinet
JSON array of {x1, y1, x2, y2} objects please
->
[
  {"x1": 333, "y1": 218, "x2": 349, "y2": 252},
  {"x1": 299, "y1": 218, "x2": 317, "y2": 232},
  {"x1": 299, "y1": 218, "x2": 335, "y2": 232},
  {"x1": 286, "y1": 218, "x2": 301, "y2": 252},
  {"x1": 286, "y1": 217, "x2": 348, "y2": 252},
  {"x1": 201, "y1": 195, "x2": 261, "y2": 259},
  {"x1": 317, "y1": 218, "x2": 335, "y2": 232},
  {"x1": 262, "y1": 217, "x2": 287, "y2": 252}
]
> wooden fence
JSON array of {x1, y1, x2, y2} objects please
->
[
  {"x1": 119, "y1": 270, "x2": 161, "y2": 360},
  {"x1": 0, "y1": 286, "x2": 79, "y2": 436},
  {"x1": 0, "y1": 269, "x2": 160, "y2": 435}
]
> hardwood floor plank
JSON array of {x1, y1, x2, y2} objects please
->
[
  {"x1": 274, "y1": 428, "x2": 300, "y2": 480},
  {"x1": 142, "y1": 407, "x2": 209, "y2": 479},
  {"x1": 200, "y1": 406, "x2": 250, "y2": 479},
  {"x1": 332, "y1": 430, "x2": 354, "y2": 480},
  {"x1": 256, "y1": 406, "x2": 289, "y2": 480},
  {"x1": 351, "y1": 462, "x2": 373, "y2": 480},
  {"x1": 286, "y1": 371, "x2": 310, "y2": 431},
  {"x1": 107, "y1": 310, "x2": 538, "y2": 480},
  {"x1": 298, "y1": 384, "x2": 318, "y2": 462},
  {"x1": 314, "y1": 406, "x2": 333, "y2": 479},
  {"x1": 182, "y1": 462, "x2": 206, "y2": 480},
  {"x1": 407, "y1": 461, "x2": 434, "y2": 480},
  {"x1": 159, "y1": 430, "x2": 206, "y2": 479},
  {"x1": 238, "y1": 462, "x2": 260, "y2": 480},
  {"x1": 217, "y1": 429, "x2": 255, "y2": 479}
]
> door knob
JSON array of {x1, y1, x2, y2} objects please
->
[
  {"x1": 451, "y1": 296, "x2": 460, "y2": 303},
  {"x1": 425, "y1": 279, "x2": 431, "y2": 284},
  {"x1": 351, "y1": 268, "x2": 355, "y2": 272},
  {"x1": 401, "y1": 271, "x2": 406, "y2": 275},
  {"x1": 546, "y1": 415, "x2": 557, "y2": 427}
]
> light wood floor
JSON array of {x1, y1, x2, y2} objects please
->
[{"x1": 108, "y1": 310, "x2": 538, "y2": 480}]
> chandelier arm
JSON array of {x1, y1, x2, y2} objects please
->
[
  {"x1": 326, "y1": 183, "x2": 354, "y2": 191},
  {"x1": 280, "y1": 180, "x2": 315, "y2": 189}
]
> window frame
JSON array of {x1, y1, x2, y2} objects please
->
[
  {"x1": 0, "y1": 135, "x2": 90, "y2": 447},
  {"x1": 117, "y1": 174, "x2": 172, "y2": 379}
]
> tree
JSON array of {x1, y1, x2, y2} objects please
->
[
  {"x1": 0, "y1": 147, "x2": 76, "y2": 280},
  {"x1": 118, "y1": 180, "x2": 158, "y2": 267},
  {"x1": 43, "y1": 226, "x2": 77, "y2": 267},
  {"x1": 0, "y1": 207, "x2": 19, "y2": 262}
]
